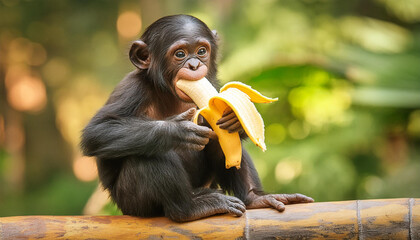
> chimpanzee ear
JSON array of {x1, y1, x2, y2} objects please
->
[
  {"x1": 212, "y1": 30, "x2": 219, "y2": 41},
  {"x1": 129, "y1": 40, "x2": 150, "y2": 69}
]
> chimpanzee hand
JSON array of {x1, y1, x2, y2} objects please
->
[
  {"x1": 216, "y1": 108, "x2": 244, "y2": 134},
  {"x1": 246, "y1": 193, "x2": 314, "y2": 212},
  {"x1": 215, "y1": 193, "x2": 246, "y2": 217},
  {"x1": 170, "y1": 108, "x2": 216, "y2": 151}
]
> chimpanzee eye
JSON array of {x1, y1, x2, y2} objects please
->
[
  {"x1": 197, "y1": 47, "x2": 207, "y2": 56},
  {"x1": 175, "y1": 50, "x2": 186, "y2": 59}
]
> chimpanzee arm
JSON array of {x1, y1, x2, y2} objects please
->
[{"x1": 81, "y1": 107, "x2": 213, "y2": 159}]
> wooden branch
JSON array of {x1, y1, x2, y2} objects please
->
[{"x1": 1, "y1": 198, "x2": 419, "y2": 239}]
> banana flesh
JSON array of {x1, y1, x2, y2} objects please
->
[
  {"x1": 176, "y1": 78, "x2": 277, "y2": 169},
  {"x1": 220, "y1": 81, "x2": 278, "y2": 104}
]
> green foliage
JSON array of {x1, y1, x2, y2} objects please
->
[
  {"x1": 0, "y1": 174, "x2": 96, "y2": 216},
  {"x1": 101, "y1": 202, "x2": 123, "y2": 216}
]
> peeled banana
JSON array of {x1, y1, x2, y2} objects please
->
[{"x1": 176, "y1": 78, "x2": 277, "y2": 169}]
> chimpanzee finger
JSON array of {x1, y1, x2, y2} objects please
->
[
  {"x1": 220, "y1": 109, "x2": 236, "y2": 121},
  {"x1": 217, "y1": 116, "x2": 238, "y2": 129},
  {"x1": 188, "y1": 124, "x2": 213, "y2": 138},
  {"x1": 208, "y1": 130, "x2": 218, "y2": 140},
  {"x1": 273, "y1": 201, "x2": 286, "y2": 212},
  {"x1": 297, "y1": 193, "x2": 315, "y2": 203},
  {"x1": 174, "y1": 108, "x2": 197, "y2": 121},
  {"x1": 180, "y1": 124, "x2": 214, "y2": 146},
  {"x1": 216, "y1": 110, "x2": 236, "y2": 125},
  {"x1": 230, "y1": 125, "x2": 245, "y2": 134},
  {"x1": 225, "y1": 196, "x2": 246, "y2": 216},
  {"x1": 196, "y1": 115, "x2": 205, "y2": 126},
  {"x1": 227, "y1": 122, "x2": 242, "y2": 133},
  {"x1": 228, "y1": 197, "x2": 246, "y2": 212},
  {"x1": 228, "y1": 206, "x2": 244, "y2": 217},
  {"x1": 184, "y1": 133, "x2": 210, "y2": 146},
  {"x1": 222, "y1": 107, "x2": 234, "y2": 117},
  {"x1": 178, "y1": 142, "x2": 206, "y2": 152},
  {"x1": 274, "y1": 193, "x2": 314, "y2": 205},
  {"x1": 263, "y1": 195, "x2": 286, "y2": 212}
]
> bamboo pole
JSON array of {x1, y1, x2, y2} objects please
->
[{"x1": 1, "y1": 198, "x2": 419, "y2": 239}]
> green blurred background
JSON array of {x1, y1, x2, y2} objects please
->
[{"x1": 1, "y1": 0, "x2": 420, "y2": 216}]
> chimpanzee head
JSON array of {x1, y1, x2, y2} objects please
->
[{"x1": 129, "y1": 15, "x2": 219, "y2": 101}]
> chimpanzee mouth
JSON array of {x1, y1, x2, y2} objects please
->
[
  {"x1": 174, "y1": 65, "x2": 208, "y2": 103},
  {"x1": 177, "y1": 65, "x2": 208, "y2": 81},
  {"x1": 175, "y1": 83, "x2": 194, "y2": 103}
]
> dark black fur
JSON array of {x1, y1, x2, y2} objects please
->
[{"x1": 81, "y1": 15, "x2": 311, "y2": 222}]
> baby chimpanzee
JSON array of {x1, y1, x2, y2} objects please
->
[{"x1": 81, "y1": 14, "x2": 313, "y2": 222}]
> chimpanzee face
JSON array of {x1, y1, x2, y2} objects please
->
[
  {"x1": 167, "y1": 37, "x2": 211, "y2": 102},
  {"x1": 129, "y1": 15, "x2": 218, "y2": 101},
  {"x1": 168, "y1": 38, "x2": 211, "y2": 75}
]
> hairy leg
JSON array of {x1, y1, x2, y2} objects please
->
[
  {"x1": 112, "y1": 152, "x2": 245, "y2": 222},
  {"x1": 171, "y1": 188, "x2": 245, "y2": 222}
]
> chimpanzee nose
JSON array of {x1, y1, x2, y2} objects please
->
[{"x1": 187, "y1": 58, "x2": 201, "y2": 71}]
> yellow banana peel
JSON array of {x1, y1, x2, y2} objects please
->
[{"x1": 176, "y1": 78, "x2": 277, "y2": 169}]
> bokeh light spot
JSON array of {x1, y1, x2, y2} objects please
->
[
  {"x1": 42, "y1": 58, "x2": 71, "y2": 87},
  {"x1": 275, "y1": 158, "x2": 302, "y2": 184},
  {"x1": 28, "y1": 42, "x2": 47, "y2": 66},
  {"x1": 117, "y1": 11, "x2": 142, "y2": 38},
  {"x1": 73, "y1": 156, "x2": 97, "y2": 182},
  {"x1": 364, "y1": 175, "x2": 384, "y2": 196},
  {"x1": 266, "y1": 123, "x2": 286, "y2": 144},
  {"x1": 8, "y1": 38, "x2": 47, "y2": 66},
  {"x1": 7, "y1": 74, "x2": 47, "y2": 112},
  {"x1": 408, "y1": 110, "x2": 420, "y2": 137},
  {"x1": 288, "y1": 120, "x2": 311, "y2": 140}
]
